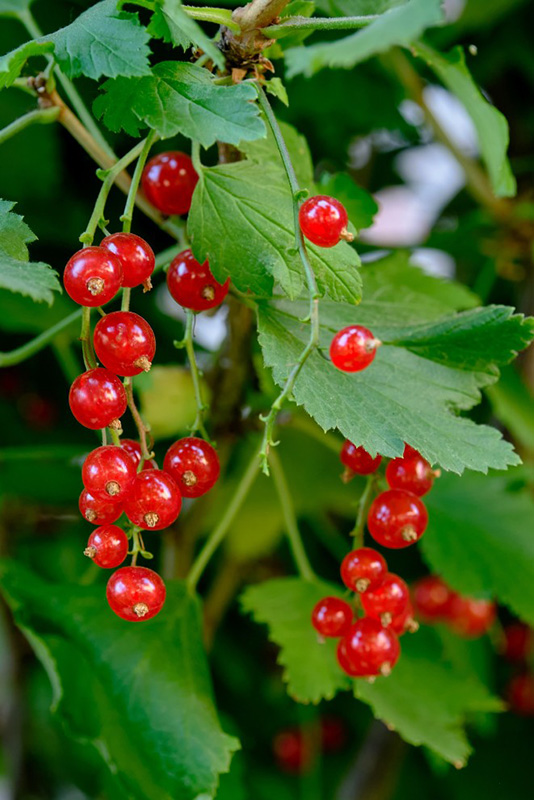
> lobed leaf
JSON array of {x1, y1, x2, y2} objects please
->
[
  {"x1": 0, "y1": 39, "x2": 54, "y2": 89},
  {"x1": 148, "y1": 0, "x2": 225, "y2": 69}
]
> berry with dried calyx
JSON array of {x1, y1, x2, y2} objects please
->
[
  {"x1": 94, "y1": 311, "x2": 156, "y2": 376},
  {"x1": 167, "y1": 249, "x2": 230, "y2": 312},
  {"x1": 69, "y1": 368, "x2": 127, "y2": 430},
  {"x1": 106, "y1": 566, "x2": 166, "y2": 621},
  {"x1": 123, "y1": 470, "x2": 182, "y2": 530},
  {"x1": 163, "y1": 437, "x2": 220, "y2": 498},
  {"x1": 311, "y1": 596, "x2": 353, "y2": 638},
  {"x1": 330, "y1": 325, "x2": 380, "y2": 373},
  {"x1": 299, "y1": 195, "x2": 352, "y2": 248},
  {"x1": 63, "y1": 246, "x2": 122, "y2": 306},
  {"x1": 361, "y1": 573, "x2": 410, "y2": 627},
  {"x1": 101, "y1": 232, "x2": 155, "y2": 289},
  {"x1": 340, "y1": 440, "x2": 381, "y2": 478},
  {"x1": 84, "y1": 524, "x2": 128, "y2": 568},
  {"x1": 142, "y1": 151, "x2": 198, "y2": 216},
  {"x1": 338, "y1": 617, "x2": 400, "y2": 677},
  {"x1": 82, "y1": 445, "x2": 137, "y2": 501},
  {"x1": 389, "y1": 599, "x2": 419, "y2": 636},
  {"x1": 367, "y1": 489, "x2": 428, "y2": 549},
  {"x1": 386, "y1": 452, "x2": 439, "y2": 497},
  {"x1": 340, "y1": 547, "x2": 387, "y2": 593},
  {"x1": 79, "y1": 488, "x2": 122, "y2": 525}
]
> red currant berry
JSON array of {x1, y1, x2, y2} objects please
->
[
  {"x1": 340, "y1": 547, "x2": 387, "y2": 593},
  {"x1": 340, "y1": 440, "x2": 382, "y2": 477},
  {"x1": 163, "y1": 437, "x2": 220, "y2": 498},
  {"x1": 63, "y1": 246, "x2": 122, "y2": 307},
  {"x1": 101, "y1": 232, "x2": 155, "y2": 289},
  {"x1": 506, "y1": 674, "x2": 534, "y2": 716},
  {"x1": 106, "y1": 566, "x2": 166, "y2": 621},
  {"x1": 84, "y1": 524, "x2": 128, "y2": 568},
  {"x1": 142, "y1": 151, "x2": 198, "y2": 216},
  {"x1": 330, "y1": 325, "x2": 380, "y2": 373},
  {"x1": 404, "y1": 444, "x2": 421, "y2": 459},
  {"x1": 273, "y1": 729, "x2": 312, "y2": 774},
  {"x1": 501, "y1": 623, "x2": 534, "y2": 663},
  {"x1": 69, "y1": 368, "x2": 127, "y2": 430},
  {"x1": 123, "y1": 470, "x2": 182, "y2": 530},
  {"x1": 361, "y1": 573, "x2": 410, "y2": 627},
  {"x1": 337, "y1": 637, "x2": 362, "y2": 677},
  {"x1": 299, "y1": 195, "x2": 352, "y2": 248},
  {"x1": 120, "y1": 439, "x2": 155, "y2": 471},
  {"x1": 311, "y1": 596, "x2": 353, "y2": 638},
  {"x1": 367, "y1": 489, "x2": 428, "y2": 549},
  {"x1": 389, "y1": 599, "x2": 419, "y2": 636},
  {"x1": 79, "y1": 488, "x2": 122, "y2": 525},
  {"x1": 93, "y1": 311, "x2": 156, "y2": 377},
  {"x1": 320, "y1": 716, "x2": 347, "y2": 753},
  {"x1": 447, "y1": 594, "x2": 496, "y2": 638},
  {"x1": 82, "y1": 445, "x2": 137, "y2": 501},
  {"x1": 339, "y1": 617, "x2": 400, "y2": 677},
  {"x1": 386, "y1": 454, "x2": 439, "y2": 497},
  {"x1": 167, "y1": 249, "x2": 230, "y2": 311},
  {"x1": 412, "y1": 575, "x2": 453, "y2": 621}
]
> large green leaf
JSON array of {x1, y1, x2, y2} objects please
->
[
  {"x1": 148, "y1": 0, "x2": 225, "y2": 69},
  {"x1": 94, "y1": 62, "x2": 265, "y2": 147},
  {"x1": 318, "y1": 172, "x2": 378, "y2": 232},
  {"x1": 0, "y1": 561, "x2": 239, "y2": 800},
  {"x1": 0, "y1": 39, "x2": 54, "y2": 89}
]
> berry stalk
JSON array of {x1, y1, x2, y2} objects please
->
[{"x1": 174, "y1": 310, "x2": 211, "y2": 442}]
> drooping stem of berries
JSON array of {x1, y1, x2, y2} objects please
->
[
  {"x1": 123, "y1": 377, "x2": 154, "y2": 464},
  {"x1": 350, "y1": 474, "x2": 378, "y2": 545},
  {"x1": 174, "y1": 310, "x2": 211, "y2": 442}
]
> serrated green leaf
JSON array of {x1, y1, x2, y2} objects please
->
[
  {"x1": 318, "y1": 173, "x2": 378, "y2": 232},
  {"x1": 240, "y1": 119, "x2": 314, "y2": 187},
  {"x1": 94, "y1": 62, "x2": 265, "y2": 147},
  {"x1": 0, "y1": 198, "x2": 36, "y2": 259},
  {"x1": 415, "y1": 43, "x2": 516, "y2": 198},
  {"x1": 148, "y1": 0, "x2": 225, "y2": 69},
  {"x1": 0, "y1": 561, "x2": 239, "y2": 800},
  {"x1": 285, "y1": 0, "x2": 444, "y2": 77},
  {"x1": 265, "y1": 77, "x2": 289, "y2": 106},
  {"x1": 0, "y1": 39, "x2": 54, "y2": 89}
]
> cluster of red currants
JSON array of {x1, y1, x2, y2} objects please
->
[
  {"x1": 500, "y1": 622, "x2": 534, "y2": 716},
  {"x1": 412, "y1": 574, "x2": 495, "y2": 638}
]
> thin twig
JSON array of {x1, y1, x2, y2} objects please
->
[
  {"x1": 349, "y1": 474, "x2": 377, "y2": 546},
  {"x1": 0, "y1": 106, "x2": 59, "y2": 145},
  {"x1": 174, "y1": 310, "x2": 211, "y2": 441},
  {"x1": 124, "y1": 378, "x2": 154, "y2": 462}
]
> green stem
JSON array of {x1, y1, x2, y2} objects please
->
[
  {"x1": 124, "y1": 377, "x2": 153, "y2": 462},
  {"x1": 0, "y1": 106, "x2": 59, "y2": 146},
  {"x1": 186, "y1": 446, "x2": 261, "y2": 592},
  {"x1": 121, "y1": 130, "x2": 156, "y2": 234},
  {"x1": 175, "y1": 310, "x2": 210, "y2": 441},
  {"x1": 264, "y1": 13, "x2": 378, "y2": 37},
  {"x1": 269, "y1": 450, "x2": 315, "y2": 581},
  {"x1": 255, "y1": 86, "x2": 320, "y2": 474},
  {"x1": 80, "y1": 307, "x2": 96, "y2": 369},
  {"x1": 184, "y1": 5, "x2": 240, "y2": 31},
  {"x1": 121, "y1": 287, "x2": 131, "y2": 312},
  {"x1": 350, "y1": 474, "x2": 377, "y2": 545}
]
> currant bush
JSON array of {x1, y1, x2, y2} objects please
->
[
  {"x1": 340, "y1": 547, "x2": 387, "y2": 593},
  {"x1": 360, "y1": 573, "x2": 410, "y2": 627},
  {"x1": 338, "y1": 617, "x2": 400, "y2": 677},
  {"x1": 299, "y1": 196, "x2": 352, "y2": 247},
  {"x1": 367, "y1": 489, "x2": 428, "y2": 549},
  {"x1": 311, "y1": 596, "x2": 353, "y2": 638},
  {"x1": 386, "y1": 452, "x2": 439, "y2": 496},
  {"x1": 101, "y1": 232, "x2": 155, "y2": 289},
  {"x1": 79, "y1": 489, "x2": 122, "y2": 526},
  {"x1": 123, "y1": 470, "x2": 182, "y2": 530},
  {"x1": 82, "y1": 445, "x2": 137, "y2": 501},
  {"x1": 85, "y1": 525, "x2": 129, "y2": 568}
]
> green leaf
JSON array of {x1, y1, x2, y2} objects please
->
[
  {"x1": 314, "y1": 0, "x2": 408, "y2": 13},
  {"x1": 486, "y1": 365, "x2": 534, "y2": 450},
  {"x1": 265, "y1": 76, "x2": 289, "y2": 106},
  {"x1": 240, "y1": 577, "x2": 351, "y2": 703},
  {"x1": 240, "y1": 119, "x2": 314, "y2": 187},
  {"x1": 0, "y1": 39, "x2": 54, "y2": 89},
  {"x1": 318, "y1": 172, "x2": 378, "y2": 232},
  {"x1": 415, "y1": 44, "x2": 516, "y2": 198},
  {"x1": 285, "y1": 0, "x2": 444, "y2": 77},
  {"x1": 421, "y1": 470, "x2": 534, "y2": 625},
  {"x1": 0, "y1": 561, "x2": 239, "y2": 800},
  {"x1": 94, "y1": 62, "x2": 265, "y2": 147},
  {"x1": 0, "y1": 198, "x2": 36, "y2": 259},
  {"x1": 148, "y1": 0, "x2": 225, "y2": 69}
]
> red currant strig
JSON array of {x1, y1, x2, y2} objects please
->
[
  {"x1": 163, "y1": 437, "x2": 220, "y2": 498},
  {"x1": 338, "y1": 617, "x2": 400, "y2": 677},
  {"x1": 340, "y1": 547, "x2": 387, "y2": 593},
  {"x1": 64, "y1": 246, "x2": 122, "y2": 307},
  {"x1": 142, "y1": 151, "x2": 198, "y2": 216},
  {"x1": 330, "y1": 325, "x2": 380, "y2": 373},
  {"x1": 412, "y1": 575, "x2": 453, "y2": 621},
  {"x1": 389, "y1": 599, "x2": 419, "y2": 636},
  {"x1": 447, "y1": 594, "x2": 496, "y2": 638},
  {"x1": 273, "y1": 729, "x2": 312, "y2": 774},
  {"x1": 120, "y1": 439, "x2": 155, "y2": 471},
  {"x1": 123, "y1": 470, "x2": 182, "y2": 530},
  {"x1": 361, "y1": 573, "x2": 410, "y2": 627},
  {"x1": 93, "y1": 311, "x2": 156, "y2": 377},
  {"x1": 101, "y1": 232, "x2": 155, "y2": 289},
  {"x1": 167, "y1": 249, "x2": 230, "y2": 312},
  {"x1": 107, "y1": 566, "x2": 166, "y2": 621},
  {"x1": 506, "y1": 674, "x2": 534, "y2": 716},
  {"x1": 84, "y1": 524, "x2": 128, "y2": 568},
  {"x1": 79, "y1": 488, "x2": 122, "y2": 525},
  {"x1": 340, "y1": 440, "x2": 382, "y2": 476},
  {"x1": 311, "y1": 596, "x2": 353, "y2": 638},
  {"x1": 69, "y1": 368, "x2": 127, "y2": 430},
  {"x1": 386, "y1": 453, "x2": 439, "y2": 497},
  {"x1": 299, "y1": 195, "x2": 352, "y2": 248},
  {"x1": 367, "y1": 489, "x2": 428, "y2": 549},
  {"x1": 501, "y1": 623, "x2": 534, "y2": 663},
  {"x1": 82, "y1": 445, "x2": 137, "y2": 501}
]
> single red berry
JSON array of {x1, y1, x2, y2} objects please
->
[
  {"x1": 93, "y1": 311, "x2": 156, "y2": 377},
  {"x1": 69, "y1": 368, "x2": 127, "y2": 430},
  {"x1": 63, "y1": 246, "x2": 122, "y2": 307},
  {"x1": 330, "y1": 325, "x2": 380, "y2": 373},
  {"x1": 106, "y1": 566, "x2": 166, "y2": 621},
  {"x1": 101, "y1": 232, "x2": 155, "y2": 289},
  {"x1": 320, "y1": 716, "x2": 347, "y2": 753},
  {"x1": 299, "y1": 195, "x2": 352, "y2": 248},
  {"x1": 84, "y1": 524, "x2": 128, "y2": 568},
  {"x1": 386, "y1": 454, "x2": 439, "y2": 497},
  {"x1": 311, "y1": 596, "x2": 353, "y2": 638},
  {"x1": 367, "y1": 489, "x2": 428, "y2": 549},
  {"x1": 120, "y1": 439, "x2": 156, "y2": 471},
  {"x1": 389, "y1": 599, "x2": 419, "y2": 636},
  {"x1": 501, "y1": 623, "x2": 534, "y2": 663},
  {"x1": 340, "y1": 440, "x2": 382, "y2": 476},
  {"x1": 142, "y1": 151, "x2": 198, "y2": 216},
  {"x1": 339, "y1": 617, "x2": 400, "y2": 677},
  {"x1": 167, "y1": 249, "x2": 229, "y2": 311},
  {"x1": 413, "y1": 575, "x2": 453, "y2": 621},
  {"x1": 447, "y1": 594, "x2": 496, "y2": 638},
  {"x1": 404, "y1": 444, "x2": 421, "y2": 459},
  {"x1": 506, "y1": 674, "x2": 534, "y2": 716},
  {"x1": 123, "y1": 470, "x2": 182, "y2": 530},
  {"x1": 163, "y1": 437, "x2": 220, "y2": 498},
  {"x1": 79, "y1": 488, "x2": 122, "y2": 525},
  {"x1": 273, "y1": 728, "x2": 312, "y2": 774},
  {"x1": 340, "y1": 547, "x2": 387, "y2": 593},
  {"x1": 361, "y1": 573, "x2": 410, "y2": 627},
  {"x1": 82, "y1": 445, "x2": 137, "y2": 501},
  {"x1": 337, "y1": 637, "x2": 362, "y2": 677}
]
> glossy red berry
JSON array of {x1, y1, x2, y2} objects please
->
[
  {"x1": 340, "y1": 440, "x2": 382, "y2": 476},
  {"x1": 386, "y1": 453, "x2": 439, "y2": 497},
  {"x1": 69, "y1": 368, "x2": 127, "y2": 430},
  {"x1": 389, "y1": 599, "x2": 419, "y2": 636},
  {"x1": 94, "y1": 311, "x2": 156, "y2": 377},
  {"x1": 123, "y1": 470, "x2": 182, "y2": 530},
  {"x1": 340, "y1": 547, "x2": 387, "y2": 593},
  {"x1": 82, "y1": 445, "x2": 137, "y2": 501},
  {"x1": 273, "y1": 729, "x2": 312, "y2": 774},
  {"x1": 84, "y1": 524, "x2": 128, "y2": 568},
  {"x1": 163, "y1": 437, "x2": 220, "y2": 498},
  {"x1": 120, "y1": 439, "x2": 155, "y2": 471},
  {"x1": 142, "y1": 151, "x2": 198, "y2": 216},
  {"x1": 299, "y1": 195, "x2": 351, "y2": 248},
  {"x1": 330, "y1": 325, "x2": 380, "y2": 373},
  {"x1": 79, "y1": 488, "x2": 122, "y2": 525},
  {"x1": 101, "y1": 232, "x2": 155, "y2": 289},
  {"x1": 63, "y1": 246, "x2": 122, "y2": 307},
  {"x1": 367, "y1": 489, "x2": 428, "y2": 549},
  {"x1": 361, "y1": 573, "x2": 410, "y2": 627},
  {"x1": 506, "y1": 674, "x2": 534, "y2": 716},
  {"x1": 311, "y1": 596, "x2": 353, "y2": 638},
  {"x1": 501, "y1": 623, "x2": 534, "y2": 663},
  {"x1": 447, "y1": 594, "x2": 496, "y2": 638},
  {"x1": 106, "y1": 566, "x2": 166, "y2": 621},
  {"x1": 167, "y1": 249, "x2": 230, "y2": 311},
  {"x1": 338, "y1": 617, "x2": 400, "y2": 677},
  {"x1": 413, "y1": 575, "x2": 453, "y2": 621}
]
